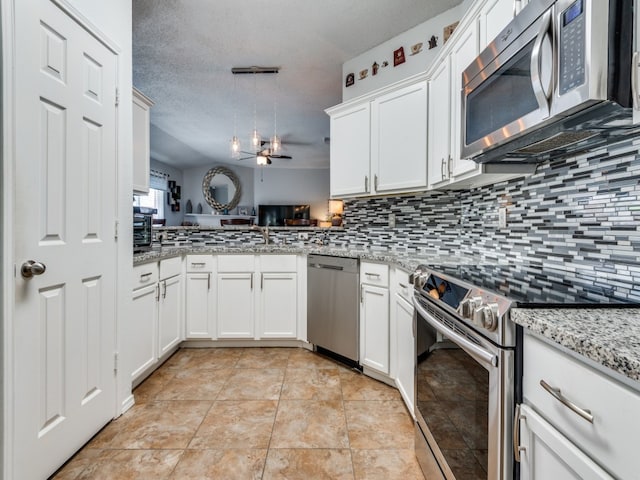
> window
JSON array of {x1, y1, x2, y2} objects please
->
[{"x1": 133, "y1": 188, "x2": 165, "y2": 219}]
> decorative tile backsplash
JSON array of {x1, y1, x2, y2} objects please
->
[
  {"x1": 339, "y1": 137, "x2": 640, "y2": 282},
  {"x1": 157, "y1": 137, "x2": 640, "y2": 283}
]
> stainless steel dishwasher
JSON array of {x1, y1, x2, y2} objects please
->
[{"x1": 307, "y1": 255, "x2": 359, "y2": 363}]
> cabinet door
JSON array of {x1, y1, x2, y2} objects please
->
[
  {"x1": 372, "y1": 81, "x2": 428, "y2": 193},
  {"x1": 395, "y1": 294, "x2": 415, "y2": 417},
  {"x1": 158, "y1": 275, "x2": 182, "y2": 357},
  {"x1": 329, "y1": 102, "x2": 371, "y2": 197},
  {"x1": 519, "y1": 404, "x2": 614, "y2": 480},
  {"x1": 634, "y1": 3, "x2": 640, "y2": 124},
  {"x1": 428, "y1": 58, "x2": 452, "y2": 187},
  {"x1": 479, "y1": 0, "x2": 515, "y2": 49},
  {"x1": 185, "y1": 273, "x2": 215, "y2": 338},
  {"x1": 131, "y1": 284, "x2": 158, "y2": 380},
  {"x1": 360, "y1": 284, "x2": 389, "y2": 374},
  {"x1": 259, "y1": 272, "x2": 297, "y2": 338},
  {"x1": 450, "y1": 19, "x2": 481, "y2": 178},
  {"x1": 132, "y1": 88, "x2": 152, "y2": 194},
  {"x1": 217, "y1": 273, "x2": 255, "y2": 338}
]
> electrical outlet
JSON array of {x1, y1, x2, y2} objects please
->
[
  {"x1": 498, "y1": 207, "x2": 507, "y2": 228},
  {"x1": 297, "y1": 232, "x2": 309, "y2": 240},
  {"x1": 388, "y1": 213, "x2": 396, "y2": 228}
]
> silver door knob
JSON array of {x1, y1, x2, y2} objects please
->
[{"x1": 21, "y1": 260, "x2": 46, "y2": 278}]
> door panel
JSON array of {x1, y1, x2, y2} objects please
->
[{"x1": 12, "y1": 1, "x2": 118, "y2": 478}]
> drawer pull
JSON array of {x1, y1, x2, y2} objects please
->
[
  {"x1": 140, "y1": 272, "x2": 153, "y2": 278},
  {"x1": 365, "y1": 272, "x2": 381, "y2": 278},
  {"x1": 399, "y1": 283, "x2": 408, "y2": 288},
  {"x1": 540, "y1": 379, "x2": 594, "y2": 423},
  {"x1": 191, "y1": 262, "x2": 206, "y2": 267}
]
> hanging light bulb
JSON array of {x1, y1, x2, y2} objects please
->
[
  {"x1": 230, "y1": 75, "x2": 241, "y2": 158},
  {"x1": 270, "y1": 73, "x2": 281, "y2": 153},
  {"x1": 249, "y1": 72, "x2": 261, "y2": 152}
]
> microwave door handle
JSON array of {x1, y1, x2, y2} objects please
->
[
  {"x1": 412, "y1": 295, "x2": 498, "y2": 368},
  {"x1": 530, "y1": 9, "x2": 552, "y2": 117}
]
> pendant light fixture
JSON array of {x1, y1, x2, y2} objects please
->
[
  {"x1": 270, "y1": 73, "x2": 281, "y2": 154},
  {"x1": 230, "y1": 74, "x2": 241, "y2": 158},
  {"x1": 249, "y1": 71, "x2": 262, "y2": 152}
]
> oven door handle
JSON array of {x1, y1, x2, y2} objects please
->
[{"x1": 413, "y1": 295, "x2": 498, "y2": 368}]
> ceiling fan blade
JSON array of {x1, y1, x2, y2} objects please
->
[
  {"x1": 237, "y1": 155, "x2": 254, "y2": 161},
  {"x1": 269, "y1": 154, "x2": 292, "y2": 159}
]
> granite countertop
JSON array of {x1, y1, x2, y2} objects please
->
[{"x1": 512, "y1": 308, "x2": 640, "y2": 386}]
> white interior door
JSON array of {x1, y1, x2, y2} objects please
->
[{"x1": 12, "y1": 0, "x2": 118, "y2": 478}]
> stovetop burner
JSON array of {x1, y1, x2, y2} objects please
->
[{"x1": 424, "y1": 263, "x2": 640, "y2": 308}]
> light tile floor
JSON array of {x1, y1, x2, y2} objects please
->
[{"x1": 52, "y1": 347, "x2": 424, "y2": 480}]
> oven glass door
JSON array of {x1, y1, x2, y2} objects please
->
[{"x1": 417, "y1": 335, "x2": 489, "y2": 479}]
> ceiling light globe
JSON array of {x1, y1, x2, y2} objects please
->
[
  {"x1": 256, "y1": 155, "x2": 268, "y2": 166},
  {"x1": 250, "y1": 129, "x2": 261, "y2": 152},
  {"x1": 230, "y1": 136, "x2": 241, "y2": 158},
  {"x1": 270, "y1": 135, "x2": 281, "y2": 153}
]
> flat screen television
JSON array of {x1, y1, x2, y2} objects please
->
[{"x1": 258, "y1": 204, "x2": 310, "y2": 226}]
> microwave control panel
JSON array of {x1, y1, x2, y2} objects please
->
[{"x1": 559, "y1": 0, "x2": 585, "y2": 95}]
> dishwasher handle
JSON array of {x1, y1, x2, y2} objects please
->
[{"x1": 309, "y1": 263, "x2": 344, "y2": 271}]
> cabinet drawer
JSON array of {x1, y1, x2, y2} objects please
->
[
  {"x1": 523, "y1": 333, "x2": 640, "y2": 480},
  {"x1": 159, "y1": 256, "x2": 182, "y2": 279},
  {"x1": 394, "y1": 267, "x2": 412, "y2": 303},
  {"x1": 259, "y1": 254, "x2": 296, "y2": 272},
  {"x1": 133, "y1": 262, "x2": 158, "y2": 289},
  {"x1": 360, "y1": 261, "x2": 389, "y2": 287},
  {"x1": 186, "y1": 255, "x2": 214, "y2": 272},
  {"x1": 217, "y1": 254, "x2": 254, "y2": 272}
]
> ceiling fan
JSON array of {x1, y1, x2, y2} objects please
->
[{"x1": 237, "y1": 142, "x2": 292, "y2": 165}]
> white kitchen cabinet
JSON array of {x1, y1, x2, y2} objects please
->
[
  {"x1": 131, "y1": 282, "x2": 158, "y2": 381},
  {"x1": 517, "y1": 332, "x2": 640, "y2": 479},
  {"x1": 427, "y1": 57, "x2": 452, "y2": 187},
  {"x1": 185, "y1": 255, "x2": 216, "y2": 338},
  {"x1": 259, "y1": 272, "x2": 297, "y2": 338},
  {"x1": 371, "y1": 81, "x2": 428, "y2": 193},
  {"x1": 132, "y1": 88, "x2": 153, "y2": 195},
  {"x1": 360, "y1": 261, "x2": 390, "y2": 375},
  {"x1": 217, "y1": 272, "x2": 255, "y2": 338},
  {"x1": 158, "y1": 274, "x2": 182, "y2": 356},
  {"x1": 216, "y1": 254, "x2": 300, "y2": 340},
  {"x1": 329, "y1": 102, "x2": 371, "y2": 197},
  {"x1": 518, "y1": 404, "x2": 614, "y2": 480},
  {"x1": 390, "y1": 267, "x2": 415, "y2": 417}
]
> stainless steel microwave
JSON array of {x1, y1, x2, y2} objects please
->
[{"x1": 462, "y1": 0, "x2": 635, "y2": 163}]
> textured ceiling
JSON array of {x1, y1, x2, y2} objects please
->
[{"x1": 133, "y1": 0, "x2": 463, "y2": 169}]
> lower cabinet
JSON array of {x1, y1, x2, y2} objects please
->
[
  {"x1": 259, "y1": 272, "x2": 297, "y2": 338},
  {"x1": 394, "y1": 292, "x2": 415, "y2": 417},
  {"x1": 185, "y1": 272, "x2": 215, "y2": 338},
  {"x1": 158, "y1": 274, "x2": 182, "y2": 356},
  {"x1": 131, "y1": 283, "x2": 158, "y2": 380},
  {"x1": 217, "y1": 272, "x2": 255, "y2": 338},
  {"x1": 360, "y1": 261, "x2": 390, "y2": 375},
  {"x1": 518, "y1": 332, "x2": 640, "y2": 479}
]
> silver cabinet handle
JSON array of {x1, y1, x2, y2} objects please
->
[
  {"x1": 190, "y1": 262, "x2": 206, "y2": 267},
  {"x1": 260, "y1": 273, "x2": 264, "y2": 290},
  {"x1": 447, "y1": 155, "x2": 452, "y2": 177},
  {"x1": 365, "y1": 272, "x2": 381, "y2": 278},
  {"x1": 360, "y1": 285, "x2": 364, "y2": 304},
  {"x1": 162, "y1": 281, "x2": 167, "y2": 299},
  {"x1": 364, "y1": 175, "x2": 369, "y2": 192},
  {"x1": 441, "y1": 158, "x2": 446, "y2": 180},
  {"x1": 399, "y1": 282, "x2": 408, "y2": 288},
  {"x1": 140, "y1": 272, "x2": 153, "y2": 277},
  {"x1": 540, "y1": 379, "x2": 594, "y2": 423},
  {"x1": 155, "y1": 284, "x2": 160, "y2": 301},
  {"x1": 374, "y1": 174, "x2": 378, "y2": 191},
  {"x1": 207, "y1": 272, "x2": 211, "y2": 290},
  {"x1": 21, "y1": 260, "x2": 47, "y2": 278},
  {"x1": 513, "y1": 404, "x2": 525, "y2": 462},
  {"x1": 250, "y1": 273, "x2": 253, "y2": 290}
]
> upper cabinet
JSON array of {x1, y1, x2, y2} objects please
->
[
  {"x1": 328, "y1": 0, "x2": 535, "y2": 198},
  {"x1": 327, "y1": 79, "x2": 428, "y2": 198},
  {"x1": 132, "y1": 88, "x2": 153, "y2": 195}
]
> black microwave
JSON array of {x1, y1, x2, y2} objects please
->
[{"x1": 133, "y1": 206, "x2": 156, "y2": 250}]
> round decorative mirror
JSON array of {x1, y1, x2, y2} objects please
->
[{"x1": 202, "y1": 166, "x2": 242, "y2": 212}]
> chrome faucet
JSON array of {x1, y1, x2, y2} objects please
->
[{"x1": 251, "y1": 224, "x2": 270, "y2": 245}]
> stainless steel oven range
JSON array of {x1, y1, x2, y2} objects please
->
[
  {"x1": 413, "y1": 266, "x2": 516, "y2": 480},
  {"x1": 412, "y1": 262, "x2": 640, "y2": 480}
]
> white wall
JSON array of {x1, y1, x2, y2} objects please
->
[
  {"x1": 182, "y1": 164, "x2": 255, "y2": 215},
  {"x1": 342, "y1": 2, "x2": 469, "y2": 101},
  {"x1": 254, "y1": 168, "x2": 331, "y2": 222}
]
